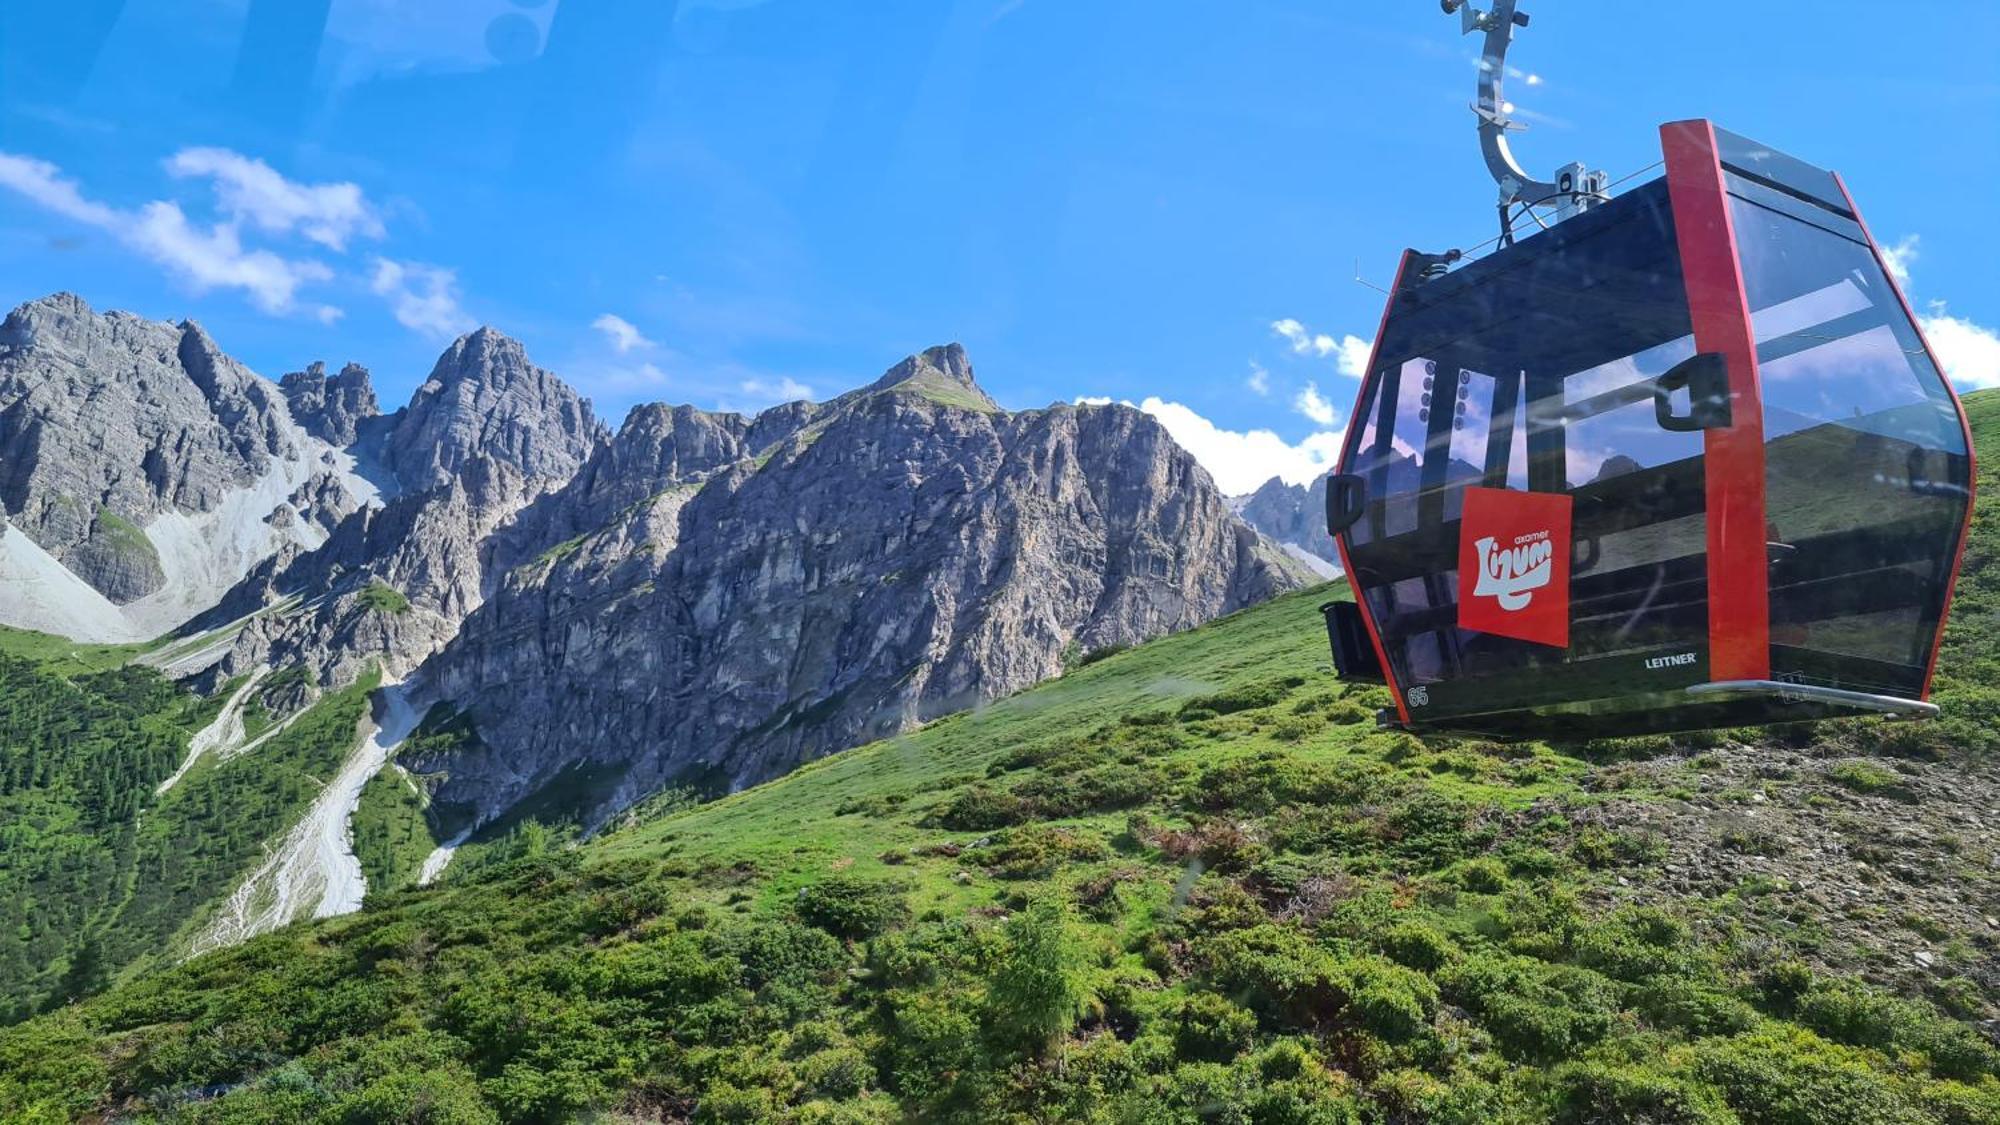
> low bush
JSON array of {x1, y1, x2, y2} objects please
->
[{"x1": 794, "y1": 875, "x2": 911, "y2": 941}]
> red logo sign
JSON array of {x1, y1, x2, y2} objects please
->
[{"x1": 1458, "y1": 487, "x2": 1571, "y2": 648}]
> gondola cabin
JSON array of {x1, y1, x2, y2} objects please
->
[{"x1": 1322, "y1": 121, "x2": 1974, "y2": 738}]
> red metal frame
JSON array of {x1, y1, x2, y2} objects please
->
[
  {"x1": 1333, "y1": 249, "x2": 1418, "y2": 726},
  {"x1": 1832, "y1": 172, "x2": 1978, "y2": 700},
  {"x1": 1661, "y1": 120, "x2": 1771, "y2": 683}
]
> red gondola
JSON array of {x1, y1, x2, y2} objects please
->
[{"x1": 1321, "y1": 2, "x2": 1974, "y2": 737}]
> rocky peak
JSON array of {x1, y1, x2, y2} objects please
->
[
  {"x1": 281, "y1": 361, "x2": 379, "y2": 446},
  {"x1": 0, "y1": 291, "x2": 93, "y2": 348},
  {"x1": 381, "y1": 327, "x2": 608, "y2": 493},
  {"x1": 859, "y1": 343, "x2": 998, "y2": 411},
  {"x1": 1234, "y1": 475, "x2": 1340, "y2": 577},
  {"x1": 0, "y1": 293, "x2": 318, "y2": 623}
]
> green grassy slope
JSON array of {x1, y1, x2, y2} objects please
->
[
  {"x1": 2, "y1": 396, "x2": 1997, "y2": 1122},
  {"x1": 0, "y1": 625, "x2": 155, "y2": 678}
]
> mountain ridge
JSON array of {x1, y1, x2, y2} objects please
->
[{"x1": 0, "y1": 289, "x2": 1313, "y2": 960}]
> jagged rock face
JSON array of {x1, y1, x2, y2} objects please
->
[
  {"x1": 499, "y1": 398, "x2": 819, "y2": 561},
  {"x1": 0, "y1": 293, "x2": 302, "y2": 605},
  {"x1": 223, "y1": 457, "x2": 540, "y2": 688},
  {"x1": 419, "y1": 346, "x2": 1309, "y2": 828},
  {"x1": 1236, "y1": 475, "x2": 1340, "y2": 576},
  {"x1": 280, "y1": 361, "x2": 379, "y2": 447},
  {"x1": 207, "y1": 328, "x2": 613, "y2": 693},
  {"x1": 380, "y1": 328, "x2": 607, "y2": 493}
]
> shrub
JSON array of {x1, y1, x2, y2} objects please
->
[
  {"x1": 797, "y1": 1046, "x2": 874, "y2": 1099},
  {"x1": 1632, "y1": 979, "x2": 1759, "y2": 1036},
  {"x1": 1184, "y1": 752, "x2": 1381, "y2": 815},
  {"x1": 966, "y1": 825, "x2": 1110, "y2": 880},
  {"x1": 1694, "y1": 1027, "x2": 1933, "y2": 1125},
  {"x1": 1271, "y1": 716, "x2": 1318, "y2": 743},
  {"x1": 1455, "y1": 857, "x2": 1508, "y2": 893},
  {"x1": 883, "y1": 994, "x2": 979, "y2": 1102},
  {"x1": 1826, "y1": 759, "x2": 1908, "y2": 796},
  {"x1": 931, "y1": 785, "x2": 1031, "y2": 830},
  {"x1": 1441, "y1": 954, "x2": 1617, "y2": 1062},
  {"x1": 794, "y1": 875, "x2": 911, "y2": 941},
  {"x1": 1572, "y1": 907, "x2": 1701, "y2": 983},
  {"x1": 1181, "y1": 677, "x2": 1301, "y2": 718},
  {"x1": 1378, "y1": 921, "x2": 1458, "y2": 973},
  {"x1": 1794, "y1": 980, "x2": 2000, "y2": 1080},
  {"x1": 1379, "y1": 790, "x2": 1479, "y2": 866},
  {"x1": 696, "y1": 1082, "x2": 776, "y2": 1123},
  {"x1": 1547, "y1": 1059, "x2": 1734, "y2": 1125},
  {"x1": 1013, "y1": 762, "x2": 1165, "y2": 817},
  {"x1": 1347, "y1": 955, "x2": 1439, "y2": 1042},
  {"x1": 1173, "y1": 991, "x2": 1258, "y2": 1062}
]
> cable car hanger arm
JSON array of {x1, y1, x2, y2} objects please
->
[{"x1": 1441, "y1": 0, "x2": 1606, "y2": 243}]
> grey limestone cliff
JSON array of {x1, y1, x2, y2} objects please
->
[
  {"x1": 0, "y1": 293, "x2": 345, "y2": 635},
  {"x1": 377, "y1": 327, "x2": 607, "y2": 493},
  {"x1": 209, "y1": 327, "x2": 610, "y2": 692},
  {"x1": 280, "y1": 361, "x2": 379, "y2": 447},
  {"x1": 1236, "y1": 475, "x2": 1341, "y2": 575},
  {"x1": 415, "y1": 344, "x2": 1311, "y2": 830}
]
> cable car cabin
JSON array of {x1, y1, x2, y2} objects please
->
[{"x1": 1322, "y1": 121, "x2": 1974, "y2": 739}]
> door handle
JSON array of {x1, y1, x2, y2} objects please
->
[
  {"x1": 1326, "y1": 473, "x2": 1366, "y2": 536},
  {"x1": 1653, "y1": 352, "x2": 1732, "y2": 432}
]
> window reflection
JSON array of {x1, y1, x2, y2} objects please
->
[{"x1": 1730, "y1": 191, "x2": 1969, "y2": 690}]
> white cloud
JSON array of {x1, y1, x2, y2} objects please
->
[
  {"x1": 738, "y1": 376, "x2": 814, "y2": 405},
  {"x1": 1879, "y1": 234, "x2": 1918, "y2": 286},
  {"x1": 1246, "y1": 362, "x2": 1269, "y2": 396},
  {"x1": 592, "y1": 313, "x2": 653, "y2": 354},
  {"x1": 1878, "y1": 236, "x2": 2000, "y2": 391},
  {"x1": 0, "y1": 153, "x2": 118, "y2": 226},
  {"x1": 1272, "y1": 317, "x2": 1371, "y2": 376},
  {"x1": 370, "y1": 257, "x2": 474, "y2": 340},
  {"x1": 1293, "y1": 381, "x2": 1337, "y2": 426},
  {"x1": 1272, "y1": 317, "x2": 1335, "y2": 356},
  {"x1": 128, "y1": 201, "x2": 335, "y2": 316},
  {"x1": 1922, "y1": 309, "x2": 2000, "y2": 390},
  {"x1": 589, "y1": 361, "x2": 670, "y2": 395},
  {"x1": 165, "y1": 147, "x2": 384, "y2": 251},
  {"x1": 0, "y1": 151, "x2": 339, "y2": 318},
  {"x1": 1074, "y1": 395, "x2": 1341, "y2": 494},
  {"x1": 1334, "y1": 335, "x2": 1372, "y2": 378}
]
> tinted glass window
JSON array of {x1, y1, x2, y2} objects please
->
[
  {"x1": 1340, "y1": 182, "x2": 1711, "y2": 705},
  {"x1": 1730, "y1": 190, "x2": 1970, "y2": 693}
]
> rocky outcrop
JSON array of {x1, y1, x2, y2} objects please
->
[
  {"x1": 209, "y1": 328, "x2": 610, "y2": 693},
  {"x1": 65, "y1": 508, "x2": 166, "y2": 603},
  {"x1": 223, "y1": 456, "x2": 539, "y2": 688},
  {"x1": 1236, "y1": 475, "x2": 1340, "y2": 576},
  {"x1": 280, "y1": 361, "x2": 379, "y2": 447},
  {"x1": 0, "y1": 293, "x2": 339, "y2": 626},
  {"x1": 378, "y1": 328, "x2": 607, "y2": 493},
  {"x1": 417, "y1": 345, "x2": 1311, "y2": 830}
]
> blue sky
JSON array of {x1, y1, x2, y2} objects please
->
[{"x1": 2, "y1": 0, "x2": 1995, "y2": 493}]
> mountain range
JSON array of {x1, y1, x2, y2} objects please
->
[{"x1": 0, "y1": 291, "x2": 1314, "y2": 966}]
